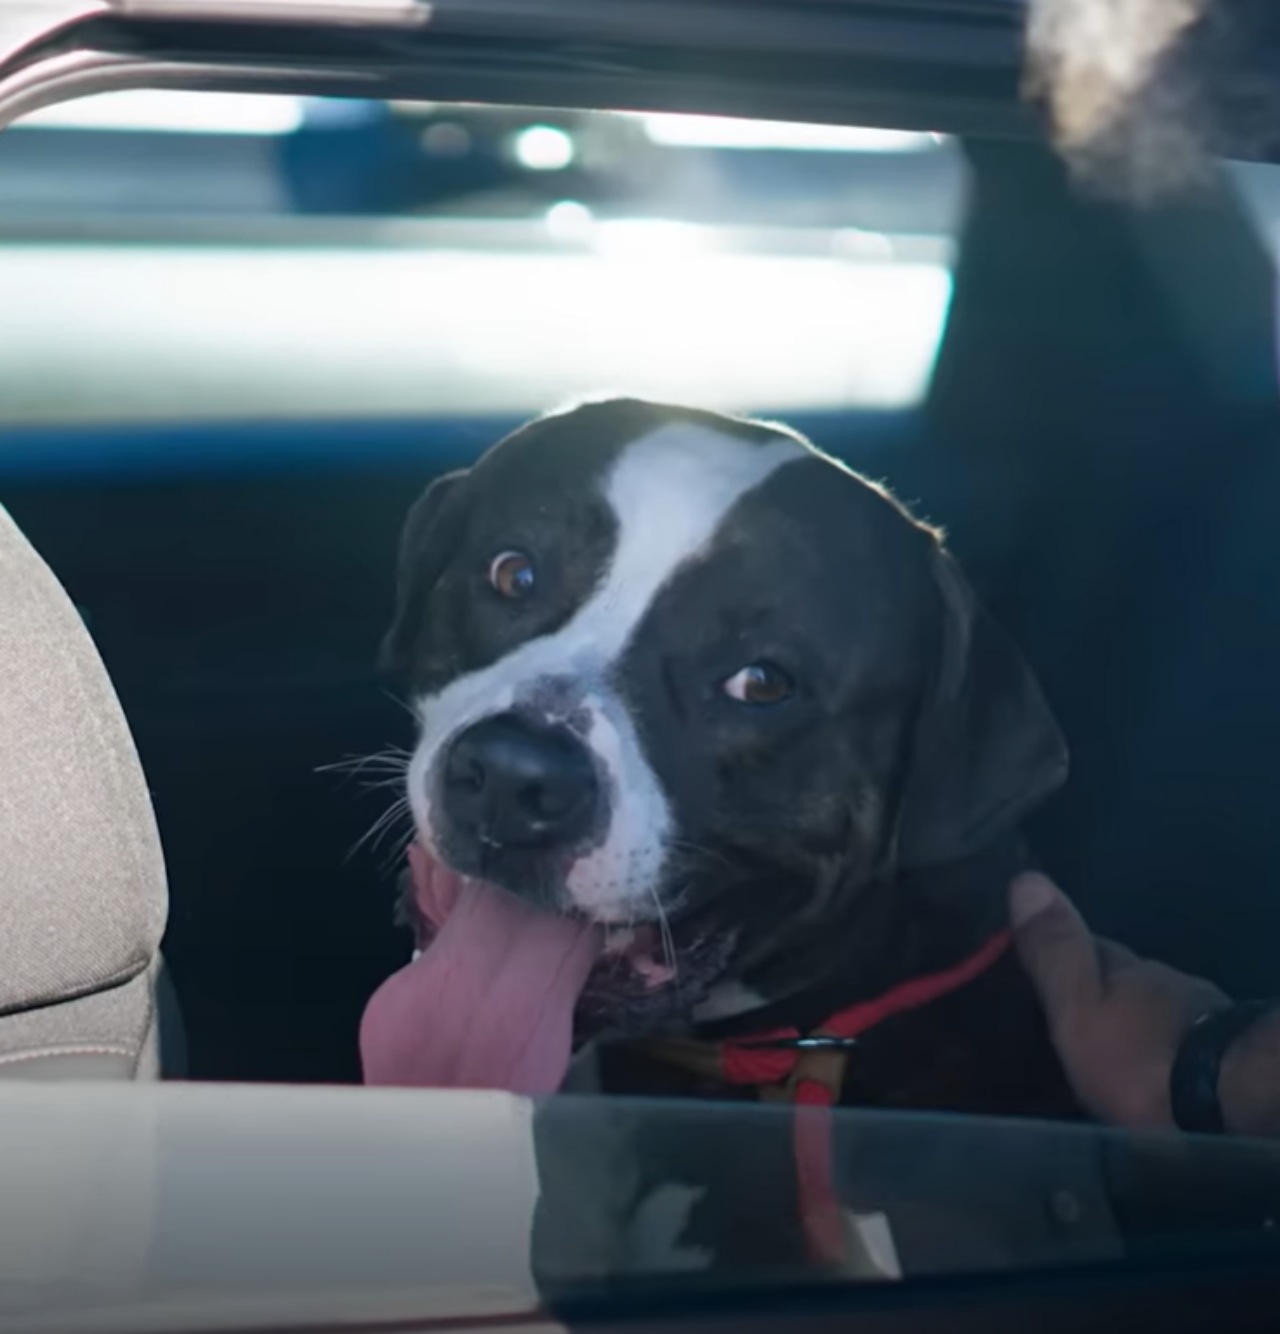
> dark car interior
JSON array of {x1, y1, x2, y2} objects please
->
[{"x1": 3, "y1": 96, "x2": 1280, "y2": 1085}]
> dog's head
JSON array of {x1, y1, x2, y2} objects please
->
[{"x1": 383, "y1": 399, "x2": 1066, "y2": 1026}]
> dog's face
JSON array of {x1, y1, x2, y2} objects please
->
[{"x1": 384, "y1": 400, "x2": 1066, "y2": 1027}]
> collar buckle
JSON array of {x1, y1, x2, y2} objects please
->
[{"x1": 734, "y1": 1034, "x2": 860, "y2": 1052}]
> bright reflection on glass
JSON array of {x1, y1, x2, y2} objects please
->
[
  {"x1": 513, "y1": 125, "x2": 575, "y2": 170},
  {"x1": 832, "y1": 229, "x2": 897, "y2": 261},
  {"x1": 19, "y1": 91, "x2": 307, "y2": 135},
  {"x1": 639, "y1": 115, "x2": 940, "y2": 153},
  {"x1": 544, "y1": 201, "x2": 595, "y2": 241},
  {"x1": 593, "y1": 220, "x2": 708, "y2": 257},
  {"x1": 0, "y1": 241, "x2": 954, "y2": 425}
]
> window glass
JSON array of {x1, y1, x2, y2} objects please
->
[{"x1": 0, "y1": 95, "x2": 968, "y2": 426}]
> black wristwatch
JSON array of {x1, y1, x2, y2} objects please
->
[{"x1": 1170, "y1": 1000, "x2": 1274, "y2": 1135}]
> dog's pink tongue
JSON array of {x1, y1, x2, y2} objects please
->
[{"x1": 360, "y1": 847, "x2": 602, "y2": 1095}]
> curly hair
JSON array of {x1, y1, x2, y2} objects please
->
[{"x1": 1025, "y1": 0, "x2": 1280, "y2": 198}]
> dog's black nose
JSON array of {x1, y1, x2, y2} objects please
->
[{"x1": 442, "y1": 713, "x2": 598, "y2": 849}]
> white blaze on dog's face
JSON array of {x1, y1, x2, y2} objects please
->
[
  {"x1": 382, "y1": 398, "x2": 1067, "y2": 1018},
  {"x1": 396, "y1": 408, "x2": 802, "y2": 923}
]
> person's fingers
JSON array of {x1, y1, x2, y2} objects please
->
[{"x1": 1010, "y1": 871, "x2": 1104, "y2": 1017}]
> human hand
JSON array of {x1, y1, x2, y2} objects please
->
[{"x1": 1009, "y1": 871, "x2": 1227, "y2": 1129}]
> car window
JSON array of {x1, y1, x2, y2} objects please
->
[
  {"x1": 4, "y1": 72, "x2": 1280, "y2": 1316},
  {"x1": 0, "y1": 94, "x2": 967, "y2": 427}
]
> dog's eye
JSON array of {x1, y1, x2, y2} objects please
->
[
  {"x1": 488, "y1": 550, "x2": 535, "y2": 599},
  {"x1": 723, "y1": 663, "x2": 794, "y2": 706}
]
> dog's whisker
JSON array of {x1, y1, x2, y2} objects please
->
[
  {"x1": 648, "y1": 885, "x2": 679, "y2": 985},
  {"x1": 322, "y1": 745, "x2": 411, "y2": 764},
  {"x1": 319, "y1": 749, "x2": 413, "y2": 800},
  {"x1": 355, "y1": 773, "x2": 414, "y2": 793},
  {"x1": 351, "y1": 758, "x2": 412, "y2": 774},
  {"x1": 347, "y1": 796, "x2": 413, "y2": 865},
  {"x1": 313, "y1": 763, "x2": 405, "y2": 779},
  {"x1": 375, "y1": 824, "x2": 417, "y2": 879},
  {"x1": 667, "y1": 837, "x2": 736, "y2": 872},
  {"x1": 352, "y1": 801, "x2": 407, "y2": 857},
  {"x1": 378, "y1": 820, "x2": 420, "y2": 878},
  {"x1": 382, "y1": 690, "x2": 418, "y2": 721}
]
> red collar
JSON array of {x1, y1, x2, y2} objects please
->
[
  {"x1": 639, "y1": 927, "x2": 1014, "y2": 1272},
  {"x1": 720, "y1": 926, "x2": 1014, "y2": 1089}
]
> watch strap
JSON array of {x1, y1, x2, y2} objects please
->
[{"x1": 1170, "y1": 1000, "x2": 1273, "y2": 1135}]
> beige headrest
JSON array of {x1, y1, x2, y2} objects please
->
[{"x1": 0, "y1": 506, "x2": 167, "y2": 1020}]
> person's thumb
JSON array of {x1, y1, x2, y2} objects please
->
[{"x1": 1009, "y1": 872, "x2": 1103, "y2": 1019}]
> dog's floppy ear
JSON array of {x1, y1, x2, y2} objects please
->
[
  {"x1": 897, "y1": 548, "x2": 1067, "y2": 868},
  {"x1": 379, "y1": 470, "x2": 468, "y2": 682}
]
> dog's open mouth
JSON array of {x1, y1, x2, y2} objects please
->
[
  {"x1": 400, "y1": 845, "x2": 685, "y2": 992},
  {"x1": 599, "y1": 924, "x2": 678, "y2": 987},
  {"x1": 359, "y1": 843, "x2": 711, "y2": 1093}
]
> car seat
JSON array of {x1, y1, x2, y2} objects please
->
[{"x1": 0, "y1": 504, "x2": 174, "y2": 1078}]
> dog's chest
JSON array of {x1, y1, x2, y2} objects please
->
[{"x1": 590, "y1": 952, "x2": 1080, "y2": 1121}]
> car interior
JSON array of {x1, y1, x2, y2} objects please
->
[
  {"x1": 5, "y1": 1, "x2": 1280, "y2": 1326},
  {"x1": 4, "y1": 95, "x2": 1278, "y2": 1085}
]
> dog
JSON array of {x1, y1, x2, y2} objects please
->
[{"x1": 374, "y1": 396, "x2": 1078, "y2": 1124}]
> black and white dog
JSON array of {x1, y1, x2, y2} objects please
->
[{"x1": 380, "y1": 397, "x2": 1076, "y2": 1118}]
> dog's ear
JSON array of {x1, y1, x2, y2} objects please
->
[
  {"x1": 897, "y1": 548, "x2": 1067, "y2": 868},
  {"x1": 379, "y1": 470, "x2": 468, "y2": 682}
]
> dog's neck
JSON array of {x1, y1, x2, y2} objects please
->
[{"x1": 688, "y1": 835, "x2": 1028, "y2": 1042}]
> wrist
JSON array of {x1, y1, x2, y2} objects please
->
[
  {"x1": 1220, "y1": 1006, "x2": 1280, "y2": 1139},
  {"x1": 1171, "y1": 1000, "x2": 1274, "y2": 1135}
]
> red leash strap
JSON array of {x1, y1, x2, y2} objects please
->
[
  {"x1": 722, "y1": 928, "x2": 1014, "y2": 1083},
  {"x1": 819, "y1": 926, "x2": 1014, "y2": 1042},
  {"x1": 720, "y1": 928, "x2": 1015, "y2": 1268},
  {"x1": 792, "y1": 1083, "x2": 846, "y2": 1266}
]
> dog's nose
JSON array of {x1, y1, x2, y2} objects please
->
[{"x1": 441, "y1": 713, "x2": 598, "y2": 849}]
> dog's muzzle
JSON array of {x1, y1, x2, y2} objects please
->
[{"x1": 440, "y1": 712, "x2": 599, "y2": 852}]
